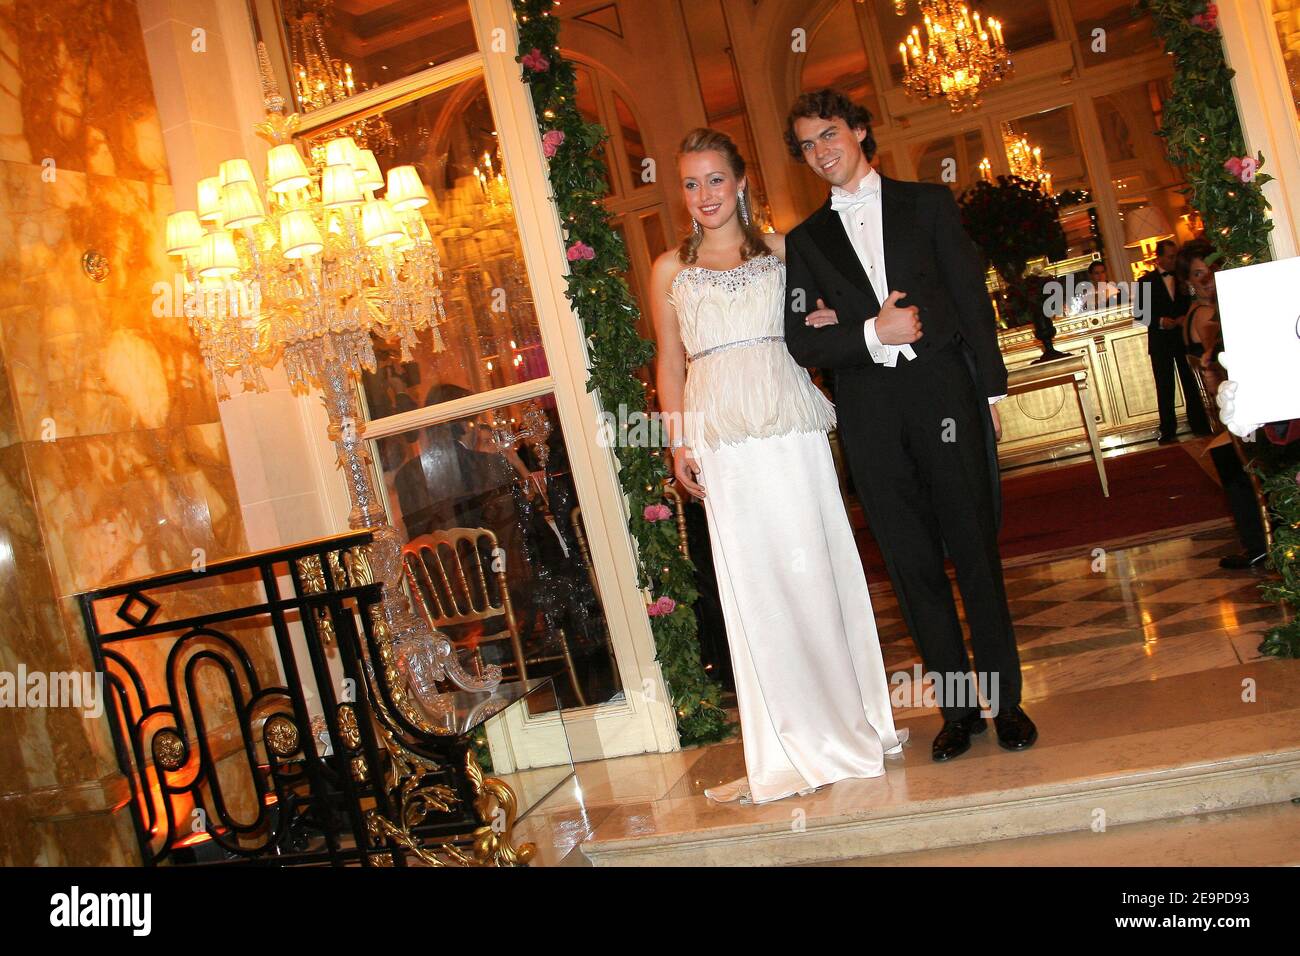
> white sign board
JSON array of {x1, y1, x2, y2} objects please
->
[{"x1": 1214, "y1": 256, "x2": 1300, "y2": 428}]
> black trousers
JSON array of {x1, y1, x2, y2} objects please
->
[
  {"x1": 1151, "y1": 343, "x2": 1211, "y2": 438},
  {"x1": 1208, "y1": 442, "x2": 1269, "y2": 556},
  {"x1": 839, "y1": 342, "x2": 1022, "y2": 721}
]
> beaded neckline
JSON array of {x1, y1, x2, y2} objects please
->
[{"x1": 671, "y1": 254, "x2": 782, "y2": 293}]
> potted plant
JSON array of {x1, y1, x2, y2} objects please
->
[{"x1": 959, "y1": 175, "x2": 1071, "y2": 361}]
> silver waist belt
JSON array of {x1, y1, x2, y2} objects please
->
[{"x1": 688, "y1": 335, "x2": 785, "y2": 362}]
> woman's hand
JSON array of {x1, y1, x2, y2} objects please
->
[
  {"x1": 672, "y1": 446, "x2": 705, "y2": 499},
  {"x1": 805, "y1": 297, "x2": 840, "y2": 328}
]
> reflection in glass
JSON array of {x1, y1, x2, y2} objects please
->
[
  {"x1": 1277, "y1": 0, "x2": 1300, "y2": 119},
  {"x1": 613, "y1": 92, "x2": 648, "y2": 189},
  {"x1": 573, "y1": 66, "x2": 617, "y2": 195},
  {"x1": 377, "y1": 397, "x2": 622, "y2": 710},
  {"x1": 1007, "y1": 105, "x2": 1101, "y2": 260},
  {"x1": 802, "y1": 0, "x2": 881, "y2": 119},
  {"x1": 1092, "y1": 79, "x2": 1190, "y2": 280},
  {"x1": 1068, "y1": 0, "x2": 1161, "y2": 67},
  {"x1": 304, "y1": 78, "x2": 549, "y2": 419},
  {"x1": 277, "y1": 0, "x2": 476, "y2": 108},
  {"x1": 913, "y1": 129, "x2": 986, "y2": 196}
]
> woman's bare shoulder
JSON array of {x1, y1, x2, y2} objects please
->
[{"x1": 652, "y1": 248, "x2": 686, "y2": 290}]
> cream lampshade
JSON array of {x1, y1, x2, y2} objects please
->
[
  {"x1": 165, "y1": 211, "x2": 204, "y2": 256},
  {"x1": 1123, "y1": 205, "x2": 1175, "y2": 248},
  {"x1": 355, "y1": 149, "x2": 386, "y2": 192},
  {"x1": 219, "y1": 158, "x2": 256, "y2": 187},
  {"x1": 279, "y1": 209, "x2": 323, "y2": 259},
  {"x1": 222, "y1": 180, "x2": 267, "y2": 229},
  {"x1": 322, "y1": 163, "x2": 363, "y2": 208},
  {"x1": 197, "y1": 231, "x2": 239, "y2": 278},
  {"x1": 386, "y1": 165, "x2": 429, "y2": 211},
  {"x1": 323, "y1": 136, "x2": 362, "y2": 170},
  {"x1": 266, "y1": 144, "x2": 311, "y2": 193},
  {"x1": 197, "y1": 176, "x2": 224, "y2": 223},
  {"x1": 361, "y1": 199, "x2": 403, "y2": 246}
]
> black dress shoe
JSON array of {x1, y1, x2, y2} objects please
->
[
  {"x1": 993, "y1": 705, "x2": 1038, "y2": 751},
  {"x1": 1219, "y1": 551, "x2": 1267, "y2": 570},
  {"x1": 932, "y1": 712, "x2": 986, "y2": 762},
  {"x1": 1157, "y1": 435, "x2": 1179, "y2": 446}
]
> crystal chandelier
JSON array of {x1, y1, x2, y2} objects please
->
[
  {"x1": 285, "y1": 0, "x2": 396, "y2": 155},
  {"x1": 899, "y1": 1, "x2": 1012, "y2": 114},
  {"x1": 162, "y1": 50, "x2": 445, "y2": 398},
  {"x1": 161, "y1": 45, "x2": 497, "y2": 699},
  {"x1": 981, "y1": 122, "x2": 1054, "y2": 195}
]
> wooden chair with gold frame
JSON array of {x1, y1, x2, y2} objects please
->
[{"x1": 401, "y1": 528, "x2": 586, "y2": 705}]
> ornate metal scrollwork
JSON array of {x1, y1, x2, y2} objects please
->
[{"x1": 364, "y1": 747, "x2": 535, "y2": 868}]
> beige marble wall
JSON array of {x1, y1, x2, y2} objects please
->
[{"x1": 0, "y1": 0, "x2": 249, "y2": 866}]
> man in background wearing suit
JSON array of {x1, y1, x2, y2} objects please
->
[{"x1": 1136, "y1": 239, "x2": 1212, "y2": 443}]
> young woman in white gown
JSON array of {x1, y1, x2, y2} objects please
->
[{"x1": 650, "y1": 128, "x2": 907, "y2": 805}]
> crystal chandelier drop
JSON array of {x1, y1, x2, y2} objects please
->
[
  {"x1": 899, "y1": 1, "x2": 1012, "y2": 114},
  {"x1": 473, "y1": 149, "x2": 513, "y2": 222},
  {"x1": 981, "y1": 122, "x2": 1054, "y2": 194},
  {"x1": 285, "y1": 0, "x2": 396, "y2": 155},
  {"x1": 162, "y1": 45, "x2": 445, "y2": 398}
]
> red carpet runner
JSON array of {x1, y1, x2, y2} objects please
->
[{"x1": 853, "y1": 444, "x2": 1231, "y2": 579}]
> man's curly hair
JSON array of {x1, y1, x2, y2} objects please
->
[{"x1": 783, "y1": 89, "x2": 876, "y2": 161}]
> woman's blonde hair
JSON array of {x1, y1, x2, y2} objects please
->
[{"x1": 675, "y1": 128, "x2": 770, "y2": 265}]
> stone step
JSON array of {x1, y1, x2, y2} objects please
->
[
  {"x1": 579, "y1": 661, "x2": 1300, "y2": 866},
  {"x1": 818, "y1": 800, "x2": 1300, "y2": 866}
]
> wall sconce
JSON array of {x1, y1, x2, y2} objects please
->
[{"x1": 81, "y1": 250, "x2": 109, "y2": 282}]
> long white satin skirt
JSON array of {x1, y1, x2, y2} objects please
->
[{"x1": 695, "y1": 429, "x2": 906, "y2": 805}]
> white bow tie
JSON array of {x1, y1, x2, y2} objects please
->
[{"x1": 830, "y1": 182, "x2": 879, "y2": 212}]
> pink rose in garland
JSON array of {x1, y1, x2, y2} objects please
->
[
  {"x1": 542, "y1": 129, "x2": 565, "y2": 158},
  {"x1": 566, "y1": 240, "x2": 595, "y2": 261},
  {"x1": 643, "y1": 503, "x2": 672, "y2": 522},
  {"x1": 647, "y1": 596, "x2": 677, "y2": 617},
  {"x1": 1224, "y1": 155, "x2": 1259, "y2": 183},
  {"x1": 520, "y1": 48, "x2": 550, "y2": 72},
  {"x1": 1190, "y1": 3, "x2": 1218, "y2": 30}
]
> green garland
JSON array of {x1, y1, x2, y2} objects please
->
[
  {"x1": 1136, "y1": 0, "x2": 1273, "y2": 264},
  {"x1": 1259, "y1": 458, "x2": 1300, "y2": 657},
  {"x1": 512, "y1": 0, "x2": 732, "y2": 743},
  {"x1": 1138, "y1": 0, "x2": 1299, "y2": 657}
]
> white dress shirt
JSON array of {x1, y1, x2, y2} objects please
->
[
  {"x1": 830, "y1": 168, "x2": 1004, "y2": 405},
  {"x1": 831, "y1": 168, "x2": 915, "y2": 368}
]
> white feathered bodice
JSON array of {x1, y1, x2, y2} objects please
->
[{"x1": 669, "y1": 254, "x2": 835, "y2": 452}]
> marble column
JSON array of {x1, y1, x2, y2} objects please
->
[{"x1": 0, "y1": 0, "x2": 247, "y2": 865}]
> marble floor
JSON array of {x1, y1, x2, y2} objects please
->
[{"x1": 511, "y1": 524, "x2": 1296, "y2": 866}]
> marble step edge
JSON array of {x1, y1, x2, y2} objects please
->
[
  {"x1": 817, "y1": 800, "x2": 1300, "y2": 868},
  {"x1": 581, "y1": 751, "x2": 1300, "y2": 867}
]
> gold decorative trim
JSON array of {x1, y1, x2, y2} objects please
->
[
  {"x1": 463, "y1": 748, "x2": 536, "y2": 867},
  {"x1": 297, "y1": 555, "x2": 326, "y2": 594},
  {"x1": 264, "y1": 715, "x2": 301, "y2": 757},
  {"x1": 151, "y1": 729, "x2": 186, "y2": 771}
]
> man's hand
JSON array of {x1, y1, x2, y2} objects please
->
[
  {"x1": 1159, "y1": 316, "x2": 1177, "y2": 330},
  {"x1": 876, "y1": 290, "x2": 922, "y2": 345},
  {"x1": 805, "y1": 298, "x2": 839, "y2": 328},
  {"x1": 990, "y1": 403, "x2": 1002, "y2": 442}
]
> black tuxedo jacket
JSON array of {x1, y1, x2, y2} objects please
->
[
  {"x1": 783, "y1": 175, "x2": 1007, "y2": 399},
  {"x1": 1134, "y1": 268, "x2": 1191, "y2": 356}
]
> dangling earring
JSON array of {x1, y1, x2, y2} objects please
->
[
  {"x1": 738, "y1": 189, "x2": 750, "y2": 227},
  {"x1": 692, "y1": 218, "x2": 702, "y2": 237}
]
